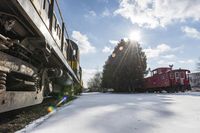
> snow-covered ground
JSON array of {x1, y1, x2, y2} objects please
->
[{"x1": 18, "y1": 92, "x2": 200, "y2": 133}]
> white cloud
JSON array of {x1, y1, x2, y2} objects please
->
[
  {"x1": 82, "y1": 68, "x2": 98, "y2": 88},
  {"x1": 89, "y1": 10, "x2": 97, "y2": 17},
  {"x1": 102, "y1": 46, "x2": 113, "y2": 53},
  {"x1": 178, "y1": 59, "x2": 195, "y2": 64},
  {"x1": 72, "y1": 31, "x2": 96, "y2": 54},
  {"x1": 162, "y1": 54, "x2": 176, "y2": 59},
  {"x1": 158, "y1": 60, "x2": 175, "y2": 65},
  {"x1": 101, "y1": 8, "x2": 111, "y2": 17},
  {"x1": 84, "y1": 10, "x2": 97, "y2": 18},
  {"x1": 181, "y1": 26, "x2": 200, "y2": 39},
  {"x1": 109, "y1": 40, "x2": 119, "y2": 46},
  {"x1": 143, "y1": 43, "x2": 171, "y2": 58},
  {"x1": 114, "y1": 0, "x2": 200, "y2": 28}
]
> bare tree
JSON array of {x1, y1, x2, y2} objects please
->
[
  {"x1": 87, "y1": 72, "x2": 102, "y2": 92},
  {"x1": 197, "y1": 58, "x2": 200, "y2": 71}
]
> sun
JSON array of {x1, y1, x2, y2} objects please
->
[{"x1": 129, "y1": 30, "x2": 141, "y2": 42}]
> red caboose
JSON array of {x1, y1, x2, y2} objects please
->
[{"x1": 144, "y1": 67, "x2": 191, "y2": 93}]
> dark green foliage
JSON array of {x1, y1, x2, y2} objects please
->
[
  {"x1": 57, "y1": 83, "x2": 82, "y2": 101},
  {"x1": 73, "y1": 83, "x2": 82, "y2": 95},
  {"x1": 101, "y1": 39, "x2": 147, "y2": 92}
]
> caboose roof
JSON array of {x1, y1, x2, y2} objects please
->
[
  {"x1": 152, "y1": 67, "x2": 171, "y2": 72},
  {"x1": 171, "y1": 69, "x2": 190, "y2": 72}
]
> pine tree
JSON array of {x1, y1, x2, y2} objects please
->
[{"x1": 102, "y1": 39, "x2": 147, "y2": 92}]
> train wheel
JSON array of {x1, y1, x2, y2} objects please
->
[
  {"x1": 181, "y1": 86, "x2": 185, "y2": 92},
  {"x1": 169, "y1": 88, "x2": 175, "y2": 93},
  {"x1": 165, "y1": 87, "x2": 170, "y2": 93}
]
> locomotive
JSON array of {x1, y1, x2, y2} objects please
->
[
  {"x1": 144, "y1": 67, "x2": 191, "y2": 93},
  {"x1": 0, "y1": 0, "x2": 82, "y2": 113}
]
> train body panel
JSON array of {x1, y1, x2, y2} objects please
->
[{"x1": 0, "y1": 0, "x2": 82, "y2": 113}]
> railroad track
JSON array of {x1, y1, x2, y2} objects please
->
[{"x1": 0, "y1": 97, "x2": 58, "y2": 133}]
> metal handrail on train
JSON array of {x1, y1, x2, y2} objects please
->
[
  {"x1": 52, "y1": 0, "x2": 77, "y2": 59},
  {"x1": 48, "y1": 0, "x2": 79, "y2": 80}
]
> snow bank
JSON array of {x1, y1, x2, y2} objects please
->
[{"x1": 17, "y1": 92, "x2": 200, "y2": 133}]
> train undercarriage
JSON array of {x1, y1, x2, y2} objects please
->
[
  {"x1": 146, "y1": 85, "x2": 191, "y2": 93},
  {"x1": 0, "y1": 0, "x2": 81, "y2": 113},
  {"x1": 0, "y1": 35, "x2": 73, "y2": 113}
]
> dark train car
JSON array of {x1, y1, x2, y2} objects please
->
[
  {"x1": 0, "y1": 0, "x2": 82, "y2": 113},
  {"x1": 144, "y1": 67, "x2": 190, "y2": 93}
]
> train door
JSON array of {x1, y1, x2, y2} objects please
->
[
  {"x1": 169, "y1": 72, "x2": 174, "y2": 86},
  {"x1": 180, "y1": 71, "x2": 185, "y2": 85},
  {"x1": 175, "y1": 72, "x2": 181, "y2": 85}
]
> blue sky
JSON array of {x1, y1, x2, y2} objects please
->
[{"x1": 59, "y1": 0, "x2": 200, "y2": 87}]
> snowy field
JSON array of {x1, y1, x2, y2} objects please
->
[{"x1": 18, "y1": 92, "x2": 200, "y2": 133}]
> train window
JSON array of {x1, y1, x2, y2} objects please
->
[
  {"x1": 181, "y1": 72, "x2": 185, "y2": 78},
  {"x1": 43, "y1": 0, "x2": 49, "y2": 13},
  {"x1": 40, "y1": 0, "x2": 44, "y2": 9},
  {"x1": 43, "y1": 0, "x2": 46, "y2": 9},
  {"x1": 158, "y1": 69, "x2": 161, "y2": 74},
  {"x1": 176, "y1": 72, "x2": 179, "y2": 77},
  {"x1": 52, "y1": 15, "x2": 56, "y2": 30},
  {"x1": 67, "y1": 46, "x2": 73, "y2": 60},
  {"x1": 58, "y1": 25, "x2": 61, "y2": 39},
  {"x1": 59, "y1": 29, "x2": 61, "y2": 39},
  {"x1": 52, "y1": 14, "x2": 57, "y2": 31},
  {"x1": 54, "y1": 16, "x2": 57, "y2": 30},
  {"x1": 65, "y1": 42, "x2": 68, "y2": 50},
  {"x1": 186, "y1": 73, "x2": 189, "y2": 79},
  {"x1": 161, "y1": 75, "x2": 165, "y2": 80},
  {"x1": 57, "y1": 25, "x2": 60, "y2": 38},
  {"x1": 170, "y1": 73, "x2": 174, "y2": 79},
  {"x1": 153, "y1": 70, "x2": 157, "y2": 75}
]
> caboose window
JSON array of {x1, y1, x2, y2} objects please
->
[
  {"x1": 170, "y1": 73, "x2": 174, "y2": 79},
  {"x1": 176, "y1": 72, "x2": 179, "y2": 77},
  {"x1": 181, "y1": 72, "x2": 184, "y2": 78},
  {"x1": 153, "y1": 70, "x2": 157, "y2": 75}
]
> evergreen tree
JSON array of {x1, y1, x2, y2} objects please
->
[{"x1": 102, "y1": 39, "x2": 147, "y2": 92}]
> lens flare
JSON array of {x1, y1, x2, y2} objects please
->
[
  {"x1": 56, "y1": 96, "x2": 68, "y2": 107},
  {"x1": 47, "y1": 96, "x2": 68, "y2": 113},
  {"x1": 47, "y1": 106, "x2": 55, "y2": 113}
]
